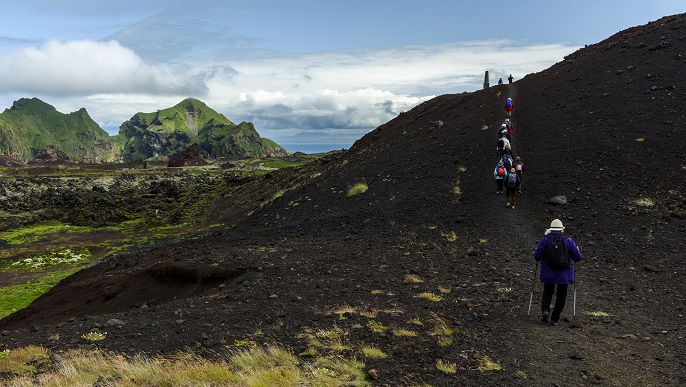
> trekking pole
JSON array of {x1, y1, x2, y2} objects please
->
[
  {"x1": 527, "y1": 261, "x2": 539, "y2": 316},
  {"x1": 573, "y1": 263, "x2": 578, "y2": 317}
]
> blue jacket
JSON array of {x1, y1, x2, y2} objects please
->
[
  {"x1": 533, "y1": 232, "x2": 582, "y2": 284},
  {"x1": 494, "y1": 164, "x2": 506, "y2": 180}
]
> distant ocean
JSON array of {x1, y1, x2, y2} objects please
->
[{"x1": 280, "y1": 143, "x2": 353, "y2": 154}]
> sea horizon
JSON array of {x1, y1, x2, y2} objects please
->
[{"x1": 280, "y1": 142, "x2": 353, "y2": 154}]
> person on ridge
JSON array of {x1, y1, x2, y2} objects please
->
[
  {"x1": 533, "y1": 219, "x2": 583, "y2": 325},
  {"x1": 508, "y1": 74, "x2": 514, "y2": 84},
  {"x1": 493, "y1": 160, "x2": 506, "y2": 194},
  {"x1": 514, "y1": 156, "x2": 524, "y2": 194},
  {"x1": 497, "y1": 132, "x2": 511, "y2": 157},
  {"x1": 498, "y1": 77, "x2": 503, "y2": 85},
  {"x1": 500, "y1": 152, "x2": 513, "y2": 171},
  {"x1": 504, "y1": 98, "x2": 513, "y2": 118},
  {"x1": 503, "y1": 118, "x2": 514, "y2": 134},
  {"x1": 504, "y1": 167, "x2": 520, "y2": 208}
]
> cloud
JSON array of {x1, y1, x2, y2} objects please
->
[
  {"x1": 0, "y1": 37, "x2": 580, "y2": 143},
  {"x1": 0, "y1": 39, "x2": 208, "y2": 96},
  {"x1": 200, "y1": 40, "x2": 577, "y2": 133}
]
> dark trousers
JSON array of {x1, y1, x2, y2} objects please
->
[
  {"x1": 542, "y1": 283, "x2": 569, "y2": 322},
  {"x1": 496, "y1": 179, "x2": 504, "y2": 192},
  {"x1": 505, "y1": 187, "x2": 516, "y2": 204}
]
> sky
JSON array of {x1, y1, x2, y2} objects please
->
[{"x1": 0, "y1": 1, "x2": 683, "y2": 152}]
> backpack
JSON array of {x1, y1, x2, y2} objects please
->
[
  {"x1": 501, "y1": 154, "x2": 513, "y2": 169},
  {"x1": 544, "y1": 235, "x2": 570, "y2": 270},
  {"x1": 497, "y1": 139, "x2": 504, "y2": 149},
  {"x1": 497, "y1": 166, "x2": 505, "y2": 176},
  {"x1": 506, "y1": 172, "x2": 517, "y2": 186},
  {"x1": 506, "y1": 100, "x2": 512, "y2": 107}
]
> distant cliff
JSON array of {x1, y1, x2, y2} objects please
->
[
  {"x1": 116, "y1": 98, "x2": 289, "y2": 162},
  {"x1": 0, "y1": 97, "x2": 288, "y2": 163},
  {"x1": 0, "y1": 98, "x2": 120, "y2": 163}
]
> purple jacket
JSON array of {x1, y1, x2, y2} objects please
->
[{"x1": 533, "y1": 232, "x2": 582, "y2": 284}]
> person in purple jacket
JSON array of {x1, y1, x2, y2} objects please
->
[{"x1": 533, "y1": 219, "x2": 583, "y2": 325}]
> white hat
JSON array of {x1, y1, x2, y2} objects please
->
[{"x1": 549, "y1": 219, "x2": 564, "y2": 231}]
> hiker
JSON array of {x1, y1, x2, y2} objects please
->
[
  {"x1": 496, "y1": 130, "x2": 511, "y2": 156},
  {"x1": 493, "y1": 160, "x2": 506, "y2": 194},
  {"x1": 514, "y1": 156, "x2": 524, "y2": 193},
  {"x1": 500, "y1": 152, "x2": 513, "y2": 171},
  {"x1": 497, "y1": 122, "x2": 512, "y2": 141},
  {"x1": 501, "y1": 132, "x2": 512, "y2": 154},
  {"x1": 533, "y1": 219, "x2": 583, "y2": 325},
  {"x1": 504, "y1": 98, "x2": 513, "y2": 117},
  {"x1": 503, "y1": 118, "x2": 514, "y2": 134},
  {"x1": 504, "y1": 167, "x2": 520, "y2": 208},
  {"x1": 496, "y1": 136, "x2": 505, "y2": 157},
  {"x1": 508, "y1": 74, "x2": 514, "y2": 84},
  {"x1": 498, "y1": 77, "x2": 503, "y2": 85}
]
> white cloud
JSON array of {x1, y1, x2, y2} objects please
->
[
  {"x1": 0, "y1": 39, "x2": 206, "y2": 96},
  {"x1": 0, "y1": 38, "x2": 580, "y2": 142}
]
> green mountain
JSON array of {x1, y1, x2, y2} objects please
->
[
  {"x1": 117, "y1": 98, "x2": 289, "y2": 162},
  {"x1": 0, "y1": 98, "x2": 120, "y2": 162}
]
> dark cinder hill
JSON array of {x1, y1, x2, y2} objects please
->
[{"x1": 1, "y1": 14, "x2": 685, "y2": 386}]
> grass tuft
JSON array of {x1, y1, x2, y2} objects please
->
[
  {"x1": 346, "y1": 180, "x2": 368, "y2": 197},
  {"x1": 360, "y1": 346, "x2": 387, "y2": 359},
  {"x1": 404, "y1": 274, "x2": 424, "y2": 283},
  {"x1": 476, "y1": 355, "x2": 502, "y2": 371},
  {"x1": 584, "y1": 310, "x2": 613, "y2": 317},
  {"x1": 634, "y1": 197, "x2": 654, "y2": 207},
  {"x1": 392, "y1": 329, "x2": 418, "y2": 337},
  {"x1": 436, "y1": 359, "x2": 457, "y2": 374},
  {"x1": 417, "y1": 292, "x2": 442, "y2": 302}
]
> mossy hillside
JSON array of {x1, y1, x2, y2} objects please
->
[
  {"x1": 119, "y1": 98, "x2": 288, "y2": 162},
  {"x1": 198, "y1": 121, "x2": 280, "y2": 159},
  {"x1": 0, "y1": 98, "x2": 115, "y2": 162}
]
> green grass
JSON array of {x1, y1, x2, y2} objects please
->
[
  {"x1": 584, "y1": 310, "x2": 613, "y2": 317},
  {"x1": 346, "y1": 180, "x2": 368, "y2": 197},
  {"x1": 0, "y1": 222, "x2": 94, "y2": 245},
  {"x1": 633, "y1": 197, "x2": 655, "y2": 207},
  {"x1": 436, "y1": 359, "x2": 457, "y2": 374},
  {"x1": 476, "y1": 355, "x2": 502, "y2": 371},
  {"x1": 360, "y1": 346, "x2": 387, "y2": 359},
  {"x1": 0, "y1": 345, "x2": 370, "y2": 386},
  {"x1": 0, "y1": 269, "x2": 79, "y2": 318}
]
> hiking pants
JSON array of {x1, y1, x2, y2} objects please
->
[
  {"x1": 496, "y1": 179, "x2": 504, "y2": 193},
  {"x1": 542, "y1": 283, "x2": 568, "y2": 322},
  {"x1": 505, "y1": 187, "x2": 516, "y2": 204}
]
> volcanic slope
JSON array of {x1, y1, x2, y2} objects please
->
[{"x1": 1, "y1": 13, "x2": 685, "y2": 386}]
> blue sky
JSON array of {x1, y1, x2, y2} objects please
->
[{"x1": 0, "y1": 1, "x2": 683, "y2": 151}]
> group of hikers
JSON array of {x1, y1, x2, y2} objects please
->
[
  {"x1": 489, "y1": 93, "x2": 582, "y2": 326},
  {"x1": 493, "y1": 98, "x2": 523, "y2": 209}
]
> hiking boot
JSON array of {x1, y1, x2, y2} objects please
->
[
  {"x1": 511, "y1": 205, "x2": 515, "y2": 209},
  {"x1": 551, "y1": 320, "x2": 560, "y2": 326},
  {"x1": 541, "y1": 311, "x2": 549, "y2": 323},
  {"x1": 506, "y1": 202, "x2": 510, "y2": 207}
]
